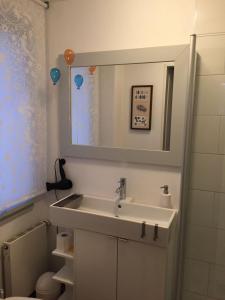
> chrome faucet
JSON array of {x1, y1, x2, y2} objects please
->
[{"x1": 116, "y1": 178, "x2": 126, "y2": 201}]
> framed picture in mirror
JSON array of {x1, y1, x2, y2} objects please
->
[{"x1": 130, "y1": 85, "x2": 153, "y2": 130}]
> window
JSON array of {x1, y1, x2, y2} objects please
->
[{"x1": 0, "y1": 1, "x2": 47, "y2": 218}]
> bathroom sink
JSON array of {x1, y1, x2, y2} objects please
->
[
  {"x1": 50, "y1": 194, "x2": 177, "y2": 247},
  {"x1": 118, "y1": 201, "x2": 175, "y2": 227},
  {"x1": 68, "y1": 195, "x2": 115, "y2": 217}
]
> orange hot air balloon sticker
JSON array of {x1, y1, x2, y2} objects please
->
[
  {"x1": 64, "y1": 49, "x2": 75, "y2": 66},
  {"x1": 89, "y1": 66, "x2": 96, "y2": 75}
]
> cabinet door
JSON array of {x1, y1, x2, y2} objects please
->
[
  {"x1": 75, "y1": 230, "x2": 117, "y2": 300},
  {"x1": 117, "y1": 239, "x2": 167, "y2": 300}
]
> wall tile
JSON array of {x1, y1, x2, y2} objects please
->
[
  {"x1": 214, "y1": 229, "x2": 225, "y2": 266},
  {"x1": 182, "y1": 291, "x2": 202, "y2": 300},
  {"x1": 218, "y1": 117, "x2": 225, "y2": 154},
  {"x1": 192, "y1": 116, "x2": 220, "y2": 153},
  {"x1": 195, "y1": 0, "x2": 225, "y2": 35},
  {"x1": 208, "y1": 265, "x2": 225, "y2": 299},
  {"x1": 196, "y1": 35, "x2": 225, "y2": 75},
  {"x1": 183, "y1": 259, "x2": 209, "y2": 295},
  {"x1": 219, "y1": 157, "x2": 225, "y2": 193},
  {"x1": 186, "y1": 223, "x2": 225, "y2": 266},
  {"x1": 187, "y1": 190, "x2": 214, "y2": 227},
  {"x1": 185, "y1": 225, "x2": 216, "y2": 262},
  {"x1": 195, "y1": 75, "x2": 225, "y2": 116},
  {"x1": 184, "y1": 33, "x2": 225, "y2": 300},
  {"x1": 191, "y1": 154, "x2": 222, "y2": 191},
  {"x1": 183, "y1": 291, "x2": 214, "y2": 300},
  {"x1": 214, "y1": 193, "x2": 225, "y2": 229}
]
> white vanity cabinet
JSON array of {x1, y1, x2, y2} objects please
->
[
  {"x1": 117, "y1": 238, "x2": 167, "y2": 300},
  {"x1": 74, "y1": 230, "x2": 117, "y2": 300},
  {"x1": 50, "y1": 194, "x2": 177, "y2": 300},
  {"x1": 74, "y1": 229, "x2": 171, "y2": 300}
]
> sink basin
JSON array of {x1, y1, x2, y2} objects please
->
[
  {"x1": 118, "y1": 201, "x2": 175, "y2": 227},
  {"x1": 50, "y1": 194, "x2": 177, "y2": 247}
]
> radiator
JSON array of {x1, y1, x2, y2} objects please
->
[{"x1": 2, "y1": 221, "x2": 48, "y2": 297}]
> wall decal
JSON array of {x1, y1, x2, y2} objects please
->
[
  {"x1": 50, "y1": 67, "x2": 61, "y2": 85},
  {"x1": 89, "y1": 65, "x2": 96, "y2": 75},
  {"x1": 64, "y1": 48, "x2": 75, "y2": 66}
]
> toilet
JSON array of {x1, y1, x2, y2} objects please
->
[
  {"x1": 6, "y1": 298, "x2": 40, "y2": 300},
  {"x1": 5, "y1": 272, "x2": 60, "y2": 300}
]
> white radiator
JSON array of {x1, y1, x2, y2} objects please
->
[{"x1": 2, "y1": 221, "x2": 48, "y2": 297}]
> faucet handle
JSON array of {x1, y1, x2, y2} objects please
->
[{"x1": 119, "y1": 178, "x2": 126, "y2": 185}]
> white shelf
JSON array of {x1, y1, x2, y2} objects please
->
[
  {"x1": 53, "y1": 265, "x2": 74, "y2": 286},
  {"x1": 52, "y1": 248, "x2": 74, "y2": 260}
]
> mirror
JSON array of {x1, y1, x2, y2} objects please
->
[
  {"x1": 59, "y1": 45, "x2": 194, "y2": 166},
  {"x1": 71, "y1": 62, "x2": 174, "y2": 151}
]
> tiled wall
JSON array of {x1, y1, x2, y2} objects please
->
[{"x1": 183, "y1": 34, "x2": 225, "y2": 300}]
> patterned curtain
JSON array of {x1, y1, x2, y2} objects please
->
[{"x1": 0, "y1": 0, "x2": 47, "y2": 215}]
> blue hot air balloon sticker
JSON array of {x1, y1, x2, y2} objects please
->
[
  {"x1": 50, "y1": 67, "x2": 61, "y2": 85},
  {"x1": 74, "y1": 74, "x2": 84, "y2": 89}
]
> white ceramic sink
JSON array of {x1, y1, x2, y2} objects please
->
[
  {"x1": 50, "y1": 194, "x2": 177, "y2": 247},
  {"x1": 118, "y1": 201, "x2": 175, "y2": 227},
  {"x1": 74, "y1": 195, "x2": 115, "y2": 217}
]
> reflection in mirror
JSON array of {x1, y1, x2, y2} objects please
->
[{"x1": 71, "y1": 62, "x2": 174, "y2": 151}]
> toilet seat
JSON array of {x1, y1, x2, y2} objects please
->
[{"x1": 6, "y1": 298, "x2": 40, "y2": 300}]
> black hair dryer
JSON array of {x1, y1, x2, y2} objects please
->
[{"x1": 46, "y1": 159, "x2": 73, "y2": 191}]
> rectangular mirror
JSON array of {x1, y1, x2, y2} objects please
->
[
  {"x1": 58, "y1": 45, "x2": 193, "y2": 167},
  {"x1": 71, "y1": 62, "x2": 174, "y2": 151}
]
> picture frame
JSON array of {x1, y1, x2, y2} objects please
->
[{"x1": 130, "y1": 85, "x2": 153, "y2": 130}]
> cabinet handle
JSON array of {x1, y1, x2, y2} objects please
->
[
  {"x1": 118, "y1": 238, "x2": 128, "y2": 243},
  {"x1": 141, "y1": 221, "x2": 146, "y2": 238},
  {"x1": 153, "y1": 224, "x2": 159, "y2": 241}
]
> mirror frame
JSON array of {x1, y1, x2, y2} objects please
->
[{"x1": 58, "y1": 45, "x2": 192, "y2": 167}]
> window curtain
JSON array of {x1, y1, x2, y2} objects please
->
[{"x1": 0, "y1": 0, "x2": 47, "y2": 216}]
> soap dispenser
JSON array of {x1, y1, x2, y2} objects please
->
[{"x1": 160, "y1": 185, "x2": 172, "y2": 208}]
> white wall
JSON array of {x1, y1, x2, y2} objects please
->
[
  {"x1": 46, "y1": 3, "x2": 225, "y2": 299},
  {"x1": 46, "y1": 0, "x2": 195, "y2": 209}
]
